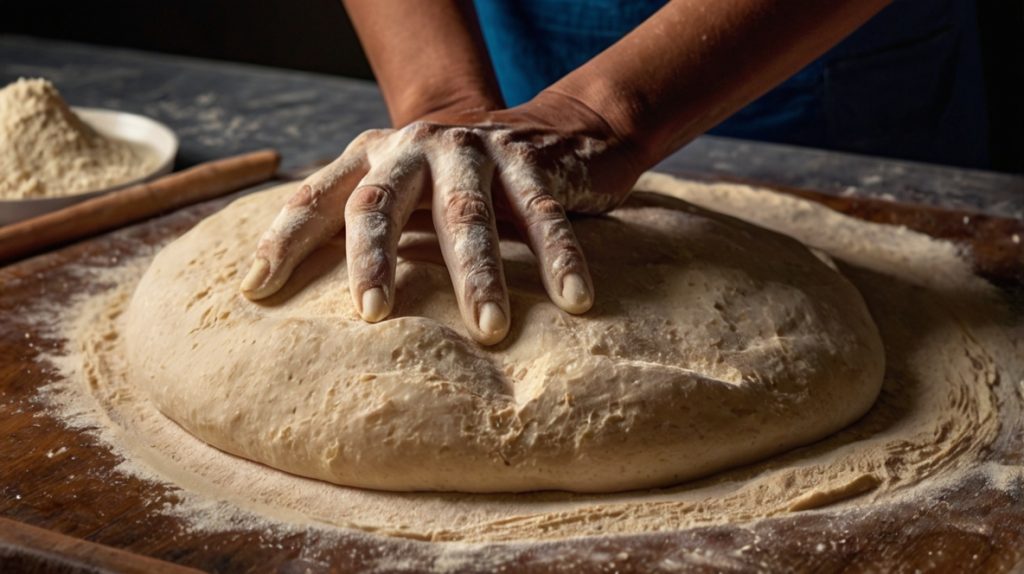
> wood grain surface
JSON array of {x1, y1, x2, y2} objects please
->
[
  {"x1": 2, "y1": 180, "x2": 1023, "y2": 573},
  {"x1": 0, "y1": 516, "x2": 201, "y2": 573},
  {"x1": 0, "y1": 150, "x2": 280, "y2": 264}
]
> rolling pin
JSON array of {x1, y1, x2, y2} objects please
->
[
  {"x1": 0, "y1": 149, "x2": 280, "y2": 264},
  {"x1": 675, "y1": 171, "x2": 1024, "y2": 287},
  {"x1": 770, "y1": 183, "x2": 1024, "y2": 287},
  {"x1": 0, "y1": 516, "x2": 202, "y2": 574}
]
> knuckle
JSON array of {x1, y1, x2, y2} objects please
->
[
  {"x1": 541, "y1": 223, "x2": 581, "y2": 257},
  {"x1": 465, "y1": 260, "x2": 502, "y2": 281},
  {"x1": 345, "y1": 129, "x2": 387, "y2": 156},
  {"x1": 286, "y1": 184, "x2": 316, "y2": 208},
  {"x1": 255, "y1": 234, "x2": 286, "y2": 262},
  {"x1": 444, "y1": 193, "x2": 491, "y2": 228},
  {"x1": 491, "y1": 129, "x2": 518, "y2": 148},
  {"x1": 346, "y1": 185, "x2": 392, "y2": 215},
  {"x1": 543, "y1": 222, "x2": 578, "y2": 249},
  {"x1": 403, "y1": 120, "x2": 440, "y2": 142},
  {"x1": 443, "y1": 127, "x2": 485, "y2": 150},
  {"x1": 463, "y1": 261, "x2": 504, "y2": 295},
  {"x1": 523, "y1": 193, "x2": 565, "y2": 220},
  {"x1": 549, "y1": 242, "x2": 585, "y2": 270},
  {"x1": 254, "y1": 235, "x2": 274, "y2": 258},
  {"x1": 354, "y1": 128, "x2": 389, "y2": 145},
  {"x1": 525, "y1": 211, "x2": 583, "y2": 268},
  {"x1": 513, "y1": 143, "x2": 545, "y2": 165},
  {"x1": 350, "y1": 247, "x2": 389, "y2": 276}
]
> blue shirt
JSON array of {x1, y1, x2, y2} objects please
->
[{"x1": 474, "y1": 0, "x2": 989, "y2": 168}]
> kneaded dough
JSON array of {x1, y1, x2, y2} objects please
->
[{"x1": 125, "y1": 182, "x2": 884, "y2": 493}]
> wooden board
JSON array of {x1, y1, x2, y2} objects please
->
[{"x1": 2, "y1": 181, "x2": 1024, "y2": 573}]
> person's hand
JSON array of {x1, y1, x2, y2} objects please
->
[{"x1": 240, "y1": 92, "x2": 642, "y2": 345}]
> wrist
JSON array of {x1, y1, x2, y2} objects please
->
[
  {"x1": 542, "y1": 77, "x2": 658, "y2": 170},
  {"x1": 390, "y1": 78, "x2": 504, "y2": 127},
  {"x1": 523, "y1": 89, "x2": 646, "y2": 181}
]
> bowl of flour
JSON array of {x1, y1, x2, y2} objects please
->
[{"x1": 0, "y1": 78, "x2": 177, "y2": 226}]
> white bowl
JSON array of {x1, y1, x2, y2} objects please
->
[{"x1": 0, "y1": 107, "x2": 178, "y2": 226}]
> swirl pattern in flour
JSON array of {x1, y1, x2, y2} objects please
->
[{"x1": 45, "y1": 174, "x2": 1023, "y2": 543}]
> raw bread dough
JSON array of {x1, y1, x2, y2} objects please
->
[{"x1": 125, "y1": 182, "x2": 884, "y2": 493}]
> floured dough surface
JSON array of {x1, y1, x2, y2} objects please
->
[{"x1": 125, "y1": 182, "x2": 884, "y2": 493}]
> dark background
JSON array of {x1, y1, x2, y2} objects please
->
[{"x1": 2, "y1": 0, "x2": 1021, "y2": 173}]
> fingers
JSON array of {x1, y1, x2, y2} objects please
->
[
  {"x1": 431, "y1": 133, "x2": 510, "y2": 345},
  {"x1": 241, "y1": 131, "x2": 380, "y2": 300},
  {"x1": 501, "y1": 170, "x2": 594, "y2": 314},
  {"x1": 344, "y1": 154, "x2": 426, "y2": 322}
]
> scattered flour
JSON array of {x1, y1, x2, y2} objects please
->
[{"x1": 32, "y1": 174, "x2": 1024, "y2": 552}]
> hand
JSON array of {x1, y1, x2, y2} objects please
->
[{"x1": 240, "y1": 92, "x2": 642, "y2": 345}]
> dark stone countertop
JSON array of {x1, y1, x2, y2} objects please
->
[{"x1": 2, "y1": 35, "x2": 1022, "y2": 218}]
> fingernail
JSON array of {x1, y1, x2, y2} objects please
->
[
  {"x1": 561, "y1": 273, "x2": 592, "y2": 311},
  {"x1": 361, "y1": 287, "x2": 388, "y2": 322},
  {"x1": 240, "y1": 257, "x2": 270, "y2": 295},
  {"x1": 477, "y1": 302, "x2": 507, "y2": 336}
]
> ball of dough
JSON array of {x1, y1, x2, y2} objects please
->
[{"x1": 125, "y1": 183, "x2": 884, "y2": 493}]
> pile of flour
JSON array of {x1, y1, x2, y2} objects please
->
[{"x1": 0, "y1": 78, "x2": 157, "y2": 200}]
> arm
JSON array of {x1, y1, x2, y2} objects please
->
[
  {"x1": 342, "y1": 0, "x2": 503, "y2": 126},
  {"x1": 546, "y1": 0, "x2": 891, "y2": 169},
  {"x1": 243, "y1": 0, "x2": 890, "y2": 345}
]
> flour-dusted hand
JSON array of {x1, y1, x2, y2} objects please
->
[
  {"x1": 240, "y1": 94, "x2": 642, "y2": 345},
  {"x1": 239, "y1": 0, "x2": 891, "y2": 347}
]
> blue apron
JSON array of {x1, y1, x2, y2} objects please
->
[{"x1": 474, "y1": 0, "x2": 990, "y2": 168}]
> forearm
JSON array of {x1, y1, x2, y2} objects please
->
[
  {"x1": 342, "y1": 0, "x2": 503, "y2": 127},
  {"x1": 545, "y1": 0, "x2": 891, "y2": 169}
]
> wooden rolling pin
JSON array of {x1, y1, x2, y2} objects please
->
[
  {"x1": 0, "y1": 516, "x2": 201, "y2": 573},
  {"x1": 674, "y1": 171, "x2": 1024, "y2": 287},
  {"x1": 0, "y1": 149, "x2": 280, "y2": 264},
  {"x1": 769, "y1": 183, "x2": 1024, "y2": 287}
]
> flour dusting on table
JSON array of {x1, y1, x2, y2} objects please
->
[{"x1": 37, "y1": 174, "x2": 1024, "y2": 553}]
